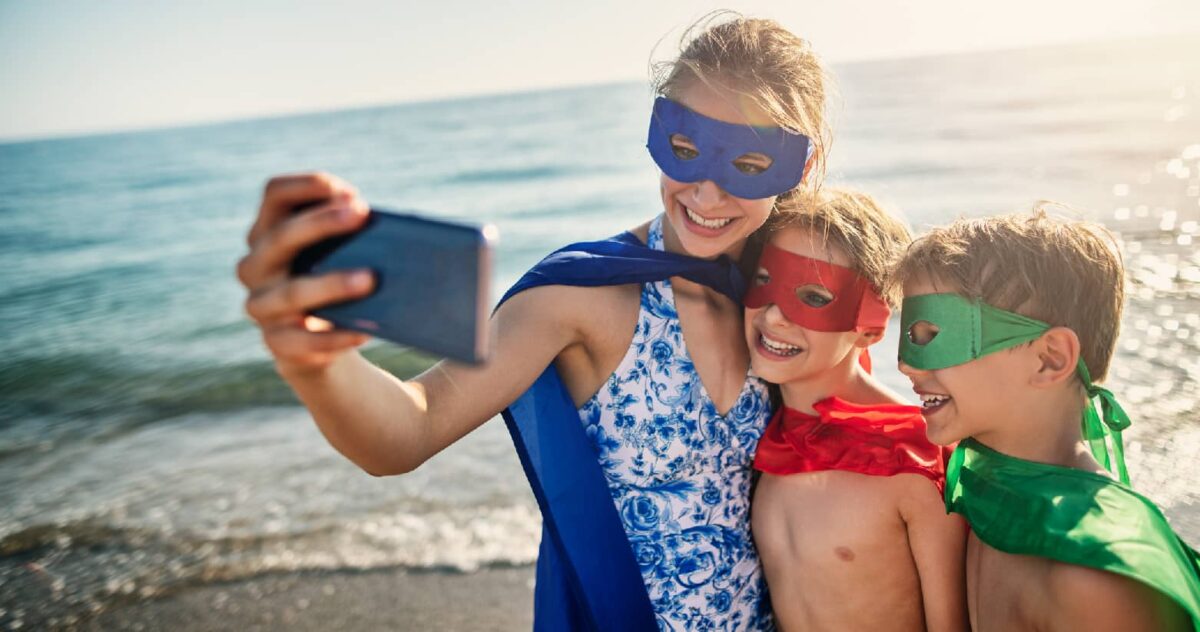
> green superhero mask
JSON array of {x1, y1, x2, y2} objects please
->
[
  {"x1": 899, "y1": 293, "x2": 1131, "y2": 483},
  {"x1": 946, "y1": 439, "x2": 1200, "y2": 630}
]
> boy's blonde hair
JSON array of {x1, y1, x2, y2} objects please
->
[
  {"x1": 764, "y1": 187, "x2": 913, "y2": 310},
  {"x1": 653, "y1": 11, "x2": 832, "y2": 196},
  {"x1": 892, "y1": 205, "x2": 1125, "y2": 380}
]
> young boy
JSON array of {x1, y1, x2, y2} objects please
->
[
  {"x1": 895, "y1": 208, "x2": 1200, "y2": 631},
  {"x1": 747, "y1": 188, "x2": 969, "y2": 631}
]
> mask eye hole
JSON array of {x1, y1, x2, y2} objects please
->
[
  {"x1": 669, "y1": 134, "x2": 699, "y2": 160},
  {"x1": 907, "y1": 320, "x2": 940, "y2": 346},
  {"x1": 795, "y1": 284, "x2": 834, "y2": 308},
  {"x1": 753, "y1": 267, "x2": 770, "y2": 287},
  {"x1": 732, "y1": 152, "x2": 773, "y2": 176}
]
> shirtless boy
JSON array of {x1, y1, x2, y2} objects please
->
[
  {"x1": 747, "y1": 188, "x2": 968, "y2": 631},
  {"x1": 896, "y1": 208, "x2": 1199, "y2": 631}
]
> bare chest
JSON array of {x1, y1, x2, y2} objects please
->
[
  {"x1": 753, "y1": 471, "x2": 914, "y2": 569},
  {"x1": 753, "y1": 472, "x2": 926, "y2": 630}
]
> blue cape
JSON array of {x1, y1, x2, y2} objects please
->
[{"x1": 497, "y1": 230, "x2": 746, "y2": 631}]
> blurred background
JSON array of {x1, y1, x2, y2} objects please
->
[{"x1": 2, "y1": 1, "x2": 1199, "y2": 629}]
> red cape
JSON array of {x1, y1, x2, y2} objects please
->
[{"x1": 753, "y1": 397, "x2": 951, "y2": 492}]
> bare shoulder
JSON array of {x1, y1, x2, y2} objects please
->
[
  {"x1": 896, "y1": 473, "x2": 966, "y2": 534},
  {"x1": 498, "y1": 282, "x2": 639, "y2": 347},
  {"x1": 628, "y1": 220, "x2": 651, "y2": 244},
  {"x1": 1047, "y1": 561, "x2": 1190, "y2": 631},
  {"x1": 902, "y1": 472, "x2": 945, "y2": 506},
  {"x1": 893, "y1": 473, "x2": 946, "y2": 515}
]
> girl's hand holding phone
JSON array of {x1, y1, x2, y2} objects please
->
[{"x1": 237, "y1": 173, "x2": 375, "y2": 376}]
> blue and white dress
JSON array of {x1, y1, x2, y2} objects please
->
[{"x1": 578, "y1": 216, "x2": 774, "y2": 631}]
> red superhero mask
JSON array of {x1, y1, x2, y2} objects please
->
[{"x1": 743, "y1": 243, "x2": 891, "y2": 333}]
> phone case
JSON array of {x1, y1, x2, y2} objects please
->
[{"x1": 291, "y1": 208, "x2": 496, "y2": 364}]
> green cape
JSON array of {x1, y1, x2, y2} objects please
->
[{"x1": 945, "y1": 438, "x2": 1200, "y2": 630}]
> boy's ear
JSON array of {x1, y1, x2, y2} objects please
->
[
  {"x1": 1030, "y1": 327, "x2": 1081, "y2": 389},
  {"x1": 854, "y1": 327, "x2": 885, "y2": 348}
]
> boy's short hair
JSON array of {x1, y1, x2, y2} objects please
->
[
  {"x1": 765, "y1": 187, "x2": 913, "y2": 310},
  {"x1": 892, "y1": 204, "x2": 1125, "y2": 380}
]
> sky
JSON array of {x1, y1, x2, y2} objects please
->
[{"x1": 2, "y1": 0, "x2": 1199, "y2": 141}]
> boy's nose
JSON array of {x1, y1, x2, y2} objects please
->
[{"x1": 897, "y1": 358, "x2": 922, "y2": 377}]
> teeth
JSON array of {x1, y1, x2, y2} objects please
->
[
  {"x1": 760, "y1": 334, "x2": 801, "y2": 356},
  {"x1": 920, "y1": 394, "x2": 951, "y2": 408},
  {"x1": 685, "y1": 206, "x2": 733, "y2": 229}
]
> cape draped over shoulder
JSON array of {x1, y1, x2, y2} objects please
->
[
  {"x1": 945, "y1": 438, "x2": 1200, "y2": 630},
  {"x1": 495, "y1": 229, "x2": 746, "y2": 631}
]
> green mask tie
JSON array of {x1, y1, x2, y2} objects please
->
[
  {"x1": 1078, "y1": 360, "x2": 1131, "y2": 484},
  {"x1": 899, "y1": 293, "x2": 1130, "y2": 484}
]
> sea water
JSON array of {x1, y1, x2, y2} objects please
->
[{"x1": 1, "y1": 34, "x2": 1198, "y2": 627}]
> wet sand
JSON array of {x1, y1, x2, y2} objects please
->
[{"x1": 79, "y1": 566, "x2": 535, "y2": 631}]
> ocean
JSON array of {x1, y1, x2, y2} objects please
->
[{"x1": 2, "y1": 34, "x2": 1198, "y2": 628}]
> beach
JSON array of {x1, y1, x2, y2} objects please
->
[
  {"x1": 78, "y1": 567, "x2": 535, "y2": 631},
  {"x1": 2, "y1": 33, "x2": 1199, "y2": 630}
]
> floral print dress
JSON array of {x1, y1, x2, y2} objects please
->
[{"x1": 578, "y1": 216, "x2": 774, "y2": 631}]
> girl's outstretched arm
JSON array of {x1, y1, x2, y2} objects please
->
[{"x1": 239, "y1": 173, "x2": 585, "y2": 475}]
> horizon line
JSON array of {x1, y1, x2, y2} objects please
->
[{"x1": 2, "y1": 29, "x2": 1195, "y2": 146}]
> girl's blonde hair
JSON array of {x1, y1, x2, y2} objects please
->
[{"x1": 652, "y1": 11, "x2": 833, "y2": 199}]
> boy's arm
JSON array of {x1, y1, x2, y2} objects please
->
[
  {"x1": 900, "y1": 478, "x2": 970, "y2": 632},
  {"x1": 1047, "y1": 562, "x2": 1190, "y2": 631}
]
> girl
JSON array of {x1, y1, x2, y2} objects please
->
[{"x1": 238, "y1": 14, "x2": 829, "y2": 630}]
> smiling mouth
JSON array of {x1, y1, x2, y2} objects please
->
[
  {"x1": 683, "y1": 205, "x2": 734, "y2": 230},
  {"x1": 757, "y1": 333, "x2": 803, "y2": 358},
  {"x1": 919, "y1": 393, "x2": 952, "y2": 414}
]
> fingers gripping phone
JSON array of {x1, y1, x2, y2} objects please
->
[{"x1": 290, "y1": 208, "x2": 497, "y2": 364}]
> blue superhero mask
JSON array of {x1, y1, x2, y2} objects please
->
[{"x1": 646, "y1": 96, "x2": 812, "y2": 200}]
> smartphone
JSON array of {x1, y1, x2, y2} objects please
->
[{"x1": 290, "y1": 208, "x2": 497, "y2": 364}]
